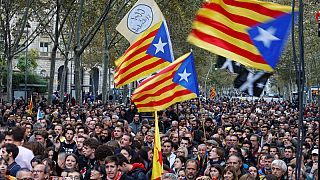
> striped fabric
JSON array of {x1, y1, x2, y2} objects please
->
[
  {"x1": 188, "y1": 0, "x2": 292, "y2": 72},
  {"x1": 132, "y1": 53, "x2": 199, "y2": 112},
  {"x1": 114, "y1": 21, "x2": 173, "y2": 88}
]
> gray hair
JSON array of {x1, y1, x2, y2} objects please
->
[
  {"x1": 16, "y1": 168, "x2": 31, "y2": 178},
  {"x1": 161, "y1": 173, "x2": 178, "y2": 180},
  {"x1": 271, "y1": 159, "x2": 287, "y2": 172}
]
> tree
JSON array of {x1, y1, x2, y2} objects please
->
[
  {"x1": 16, "y1": 48, "x2": 38, "y2": 72},
  {"x1": 0, "y1": 0, "x2": 52, "y2": 103},
  {"x1": 73, "y1": 0, "x2": 118, "y2": 104}
]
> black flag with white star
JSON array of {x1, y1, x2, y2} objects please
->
[
  {"x1": 215, "y1": 56, "x2": 246, "y2": 74},
  {"x1": 234, "y1": 69, "x2": 272, "y2": 97}
]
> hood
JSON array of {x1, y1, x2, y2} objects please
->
[{"x1": 130, "y1": 163, "x2": 145, "y2": 171}]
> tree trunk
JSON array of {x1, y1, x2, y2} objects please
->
[
  {"x1": 102, "y1": 18, "x2": 110, "y2": 104},
  {"x1": 74, "y1": 53, "x2": 82, "y2": 104},
  {"x1": 48, "y1": 45, "x2": 58, "y2": 104},
  {"x1": 47, "y1": 0, "x2": 60, "y2": 104},
  {"x1": 60, "y1": 55, "x2": 69, "y2": 99},
  {"x1": 6, "y1": 57, "x2": 13, "y2": 102}
]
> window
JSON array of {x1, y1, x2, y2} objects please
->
[{"x1": 39, "y1": 42, "x2": 49, "y2": 56}]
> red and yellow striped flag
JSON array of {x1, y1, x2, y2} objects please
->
[
  {"x1": 27, "y1": 95, "x2": 32, "y2": 115},
  {"x1": 151, "y1": 112, "x2": 162, "y2": 180},
  {"x1": 188, "y1": 0, "x2": 294, "y2": 72},
  {"x1": 210, "y1": 86, "x2": 216, "y2": 99},
  {"x1": 114, "y1": 21, "x2": 174, "y2": 88},
  {"x1": 132, "y1": 52, "x2": 199, "y2": 112}
]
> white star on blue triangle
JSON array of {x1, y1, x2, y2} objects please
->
[
  {"x1": 146, "y1": 21, "x2": 173, "y2": 63},
  {"x1": 172, "y1": 53, "x2": 199, "y2": 95},
  {"x1": 247, "y1": 13, "x2": 296, "y2": 69}
]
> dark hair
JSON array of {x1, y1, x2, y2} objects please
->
[
  {"x1": 176, "y1": 156, "x2": 187, "y2": 165},
  {"x1": 64, "y1": 127, "x2": 75, "y2": 135},
  {"x1": 34, "y1": 130, "x2": 48, "y2": 139},
  {"x1": 117, "y1": 154, "x2": 129, "y2": 165},
  {"x1": 11, "y1": 126, "x2": 25, "y2": 141},
  {"x1": 210, "y1": 164, "x2": 223, "y2": 177},
  {"x1": 185, "y1": 159, "x2": 199, "y2": 171},
  {"x1": 4, "y1": 143, "x2": 19, "y2": 159},
  {"x1": 105, "y1": 155, "x2": 119, "y2": 165},
  {"x1": 95, "y1": 145, "x2": 113, "y2": 161},
  {"x1": 31, "y1": 155, "x2": 43, "y2": 164},
  {"x1": 163, "y1": 140, "x2": 174, "y2": 147},
  {"x1": 223, "y1": 166, "x2": 238, "y2": 180},
  {"x1": 83, "y1": 138, "x2": 100, "y2": 150}
]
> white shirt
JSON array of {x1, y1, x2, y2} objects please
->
[
  {"x1": 167, "y1": 153, "x2": 176, "y2": 168},
  {"x1": 16, "y1": 146, "x2": 34, "y2": 170}
]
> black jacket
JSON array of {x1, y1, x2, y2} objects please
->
[{"x1": 120, "y1": 163, "x2": 146, "y2": 180}]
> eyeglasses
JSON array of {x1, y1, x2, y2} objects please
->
[{"x1": 32, "y1": 170, "x2": 44, "y2": 173}]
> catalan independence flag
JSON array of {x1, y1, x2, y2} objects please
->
[
  {"x1": 27, "y1": 95, "x2": 32, "y2": 115},
  {"x1": 132, "y1": 52, "x2": 199, "y2": 112},
  {"x1": 151, "y1": 112, "x2": 163, "y2": 180},
  {"x1": 114, "y1": 21, "x2": 174, "y2": 88},
  {"x1": 188, "y1": 0, "x2": 296, "y2": 72}
]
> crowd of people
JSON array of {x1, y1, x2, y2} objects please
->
[{"x1": 0, "y1": 95, "x2": 318, "y2": 180}]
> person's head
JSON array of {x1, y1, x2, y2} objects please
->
[
  {"x1": 271, "y1": 159, "x2": 287, "y2": 179},
  {"x1": 185, "y1": 159, "x2": 199, "y2": 180},
  {"x1": 311, "y1": 149, "x2": 319, "y2": 162},
  {"x1": 76, "y1": 135, "x2": 86, "y2": 150},
  {"x1": 65, "y1": 127, "x2": 75, "y2": 142},
  {"x1": 54, "y1": 124, "x2": 64, "y2": 136},
  {"x1": 90, "y1": 165, "x2": 106, "y2": 180},
  {"x1": 117, "y1": 154, "x2": 131, "y2": 173},
  {"x1": 180, "y1": 137, "x2": 190, "y2": 148},
  {"x1": 1, "y1": 143, "x2": 19, "y2": 161},
  {"x1": 261, "y1": 144, "x2": 270, "y2": 154},
  {"x1": 113, "y1": 126, "x2": 124, "y2": 139},
  {"x1": 120, "y1": 133, "x2": 132, "y2": 148},
  {"x1": 65, "y1": 153, "x2": 79, "y2": 170},
  {"x1": 264, "y1": 154, "x2": 274, "y2": 170},
  {"x1": 12, "y1": 126, "x2": 26, "y2": 143},
  {"x1": 261, "y1": 125, "x2": 269, "y2": 137},
  {"x1": 227, "y1": 154, "x2": 243, "y2": 172},
  {"x1": 230, "y1": 135, "x2": 239, "y2": 146},
  {"x1": 223, "y1": 166, "x2": 238, "y2": 180},
  {"x1": 16, "y1": 168, "x2": 33, "y2": 180},
  {"x1": 239, "y1": 173, "x2": 255, "y2": 180},
  {"x1": 284, "y1": 146, "x2": 294, "y2": 159},
  {"x1": 120, "y1": 147, "x2": 132, "y2": 162},
  {"x1": 197, "y1": 144, "x2": 207, "y2": 158},
  {"x1": 32, "y1": 164, "x2": 49, "y2": 180},
  {"x1": 163, "y1": 140, "x2": 173, "y2": 156},
  {"x1": 177, "y1": 168, "x2": 186, "y2": 180},
  {"x1": 67, "y1": 171, "x2": 81, "y2": 180},
  {"x1": 209, "y1": 147, "x2": 224, "y2": 160},
  {"x1": 209, "y1": 164, "x2": 223, "y2": 179},
  {"x1": 248, "y1": 166, "x2": 258, "y2": 179},
  {"x1": 249, "y1": 135, "x2": 259, "y2": 149},
  {"x1": 0, "y1": 157, "x2": 8, "y2": 175},
  {"x1": 83, "y1": 138, "x2": 100, "y2": 159},
  {"x1": 269, "y1": 146, "x2": 279, "y2": 157},
  {"x1": 4, "y1": 131, "x2": 13, "y2": 145},
  {"x1": 34, "y1": 130, "x2": 48, "y2": 144},
  {"x1": 176, "y1": 147, "x2": 188, "y2": 158},
  {"x1": 95, "y1": 145, "x2": 113, "y2": 164},
  {"x1": 105, "y1": 155, "x2": 120, "y2": 180},
  {"x1": 161, "y1": 173, "x2": 178, "y2": 180},
  {"x1": 174, "y1": 156, "x2": 186, "y2": 170}
]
